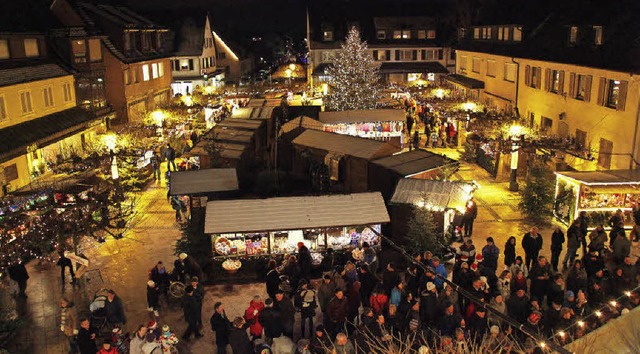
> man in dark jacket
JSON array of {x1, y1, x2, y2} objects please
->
[
  {"x1": 382, "y1": 263, "x2": 401, "y2": 295},
  {"x1": 77, "y1": 318, "x2": 97, "y2": 354},
  {"x1": 462, "y1": 199, "x2": 478, "y2": 237},
  {"x1": 56, "y1": 251, "x2": 76, "y2": 285},
  {"x1": 529, "y1": 256, "x2": 552, "y2": 303},
  {"x1": 104, "y1": 290, "x2": 126, "y2": 326},
  {"x1": 8, "y1": 261, "x2": 29, "y2": 298},
  {"x1": 164, "y1": 143, "x2": 176, "y2": 171},
  {"x1": 182, "y1": 286, "x2": 203, "y2": 340},
  {"x1": 507, "y1": 289, "x2": 529, "y2": 323},
  {"x1": 310, "y1": 324, "x2": 331, "y2": 354},
  {"x1": 259, "y1": 298, "x2": 282, "y2": 341},
  {"x1": 229, "y1": 317, "x2": 252, "y2": 354},
  {"x1": 550, "y1": 227, "x2": 565, "y2": 272},
  {"x1": 326, "y1": 289, "x2": 349, "y2": 336},
  {"x1": 481, "y1": 237, "x2": 500, "y2": 273},
  {"x1": 265, "y1": 260, "x2": 280, "y2": 300},
  {"x1": 191, "y1": 277, "x2": 204, "y2": 328},
  {"x1": 298, "y1": 242, "x2": 313, "y2": 280},
  {"x1": 419, "y1": 282, "x2": 439, "y2": 328},
  {"x1": 358, "y1": 265, "x2": 377, "y2": 307},
  {"x1": 563, "y1": 220, "x2": 581, "y2": 270},
  {"x1": 522, "y1": 227, "x2": 543, "y2": 270},
  {"x1": 275, "y1": 289, "x2": 295, "y2": 338},
  {"x1": 210, "y1": 302, "x2": 230, "y2": 354}
]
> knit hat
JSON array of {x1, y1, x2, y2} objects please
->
[
  {"x1": 490, "y1": 325, "x2": 500, "y2": 334},
  {"x1": 528, "y1": 311, "x2": 542, "y2": 324},
  {"x1": 475, "y1": 254, "x2": 484, "y2": 263},
  {"x1": 315, "y1": 324, "x2": 325, "y2": 332},
  {"x1": 179, "y1": 253, "x2": 188, "y2": 260},
  {"x1": 432, "y1": 256, "x2": 440, "y2": 263},
  {"x1": 460, "y1": 255, "x2": 469, "y2": 262},
  {"x1": 470, "y1": 263, "x2": 478, "y2": 271},
  {"x1": 147, "y1": 280, "x2": 155, "y2": 287},
  {"x1": 409, "y1": 318, "x2": 420, "y2": 329},
  {"x1": 162, "y1": 325, "x2": 170, "y2": 333},
  {"x1": 566, "y1": 291, "x2": 575, "y2": 299},
  {"x1": 148, "y1": 320, "x2": 157, "y2": 329},
  {"x1": 426, "y1": 282, "x2": 436, "y2": 291}
]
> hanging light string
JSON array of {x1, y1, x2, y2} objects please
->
[
  {"x1": 547, "y1": 284, "x2": 640, "y2": 344},
  {"x1": 364, "y1": 225, "x2": 572, "y2": 354}
]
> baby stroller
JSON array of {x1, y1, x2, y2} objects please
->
[{"x1": 89, "y1": 288, "x2": 114, "y2": 338}]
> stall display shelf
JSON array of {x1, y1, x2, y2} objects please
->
[{"x1": 577, "y1": 207, "x2": 633, "y2": 212}]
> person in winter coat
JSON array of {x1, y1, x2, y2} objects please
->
[
  {"x1": 317, "y1": 274, "x2": 336, "y2": 314},
  {"x1": 507, "y1": 289, "x2": 529, "y2": 323},
  {"x1": 8, "y1": 261, "x2": 29, "y2": 298},
  {"x1": 358, "y1": 265, "x2": 377, "y2": 307},
  {"x1": 522, "y1": 227, "x2": 543, "y2": 270},
  {"x1": 562, "y1": 219, "x2": 581, "y2": 270},
  {"x1": 259, "y1": 298, "x2": 283, "y2": 341},
  {"x1": 565, "y1": 260, "x2": 588, "y2": 296},
  {"x1": 146, "y1": 280, "x2": 160, "y2": 317},
  {"x1": 608, "y1": 209, "x2": 625, "y2": 246},
  {"x1": 56, "y1": 251, "x2": 76, "y2": 285},
  {"x1": 459, "y1": 239, "x2": 477, "y2": 265},
  {"x1": 97, "y1": 342, "x2": 117, "y2": 354},
  {"x1": 76, "y1": 318, "x2": 97, "y2": 354},
  {"x1": 481, "y1": 237, "x2": 500, "y2": 273},
  {"x1": 59, "y1": 298, "x2": 79, "y2": 353},
  {"x1": 182, "y1": 286, "x2": 203, "y2": 340},
  {"x1": 326, "y1": 289, "x2": 349, "y2": 336},
  {"x1": 190, "y1": 276, "x2": 205, "y2": 328},
  {"x1": 309, "y1": 325, "x2": 331, "y2": 354},
  {"x1": 332, "y1": 332, "x2": 355, "y2": 354},
  {"x1": 295, "y1": 280, "x2": 318, "y2": 338},
  {"x1": 180, "y1": 254, "x2": 204, "y2": 283},
  {"x1": 462, "y1": 200, "x2": 478, "y2": 237},
  {"x1": 297, "y1": 242, "x2": 313, "y2": 280},
  {"x1": 164, "y1": 143, "x2": 176, "y2": 172},
  {"x1": 105, "y1": 290, "x2": 126, "y2": 326},
  {"x1": 346, "y1": 281, "x2": 361, "y2": 332},
  {"x1": 140, "y1": 334, "x2": 161, "y2": 354},
  {"x1": 613, "y1": 232, "x2": 631, "y2": 264},
  {"x1": 488, "y1": 295, "x2": 506, "y2": 327},
  {"x1": 244, "y1": 295, "x2": 265, "y2": 340},
  {"x1": 419, "y1": 282, "x2": 439, "y2": 327},
  {"x1": 509, "y1": 256, "x2": 528, "y2": 279},
  {"x1": 369, "y1": 285, "x2": 389, "y2": 316},
  {"x1": 389, "y1": 280, "x2": 405, "y2": 307},
  {"x1": 229, "y1": 317, "x2": 253, "y2": 354},
  {"x1": 504, "y1": 237, "x2": 517, "y2": 267},
  {"x1": 588, "y1": 225, "x2": 608, "y2": 254},
  {"x1": 266, "y1": 260, "x2": 281, "y2": 300},
  {"x1": 275, "y1": 290, "x2": 296, "y2": 338},
  {"x1": 129, "y1": 325, "x2": 148, "y2": 354},
  {"x1": 382, "y1": 263, "x2": 401, "y2": 295},
  {"x1": 210, "y1": 302, "x2": 231, "y2": 354},
  {"x1": 149, "y1": 261, "x2": 170, "y2": 296},
  {"x1": 550, "y1": 227, "x2": 565, "y2": 272}
]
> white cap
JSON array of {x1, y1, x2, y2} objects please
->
[
  {"x1": 426, "y1": 282, "x2": 436, "y2": 291},
  {"x1": 179, "y1": 253, "x2": 188, "y2": 260}
]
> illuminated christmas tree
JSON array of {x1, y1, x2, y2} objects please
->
[{"x1": 326, "y1": 27, "x2": 380, "y2": 111}]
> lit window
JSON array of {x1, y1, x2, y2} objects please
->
[
  {"x1": 459, "y1": 55, "x2": 467, "y2": 70},
  {"x1": 418, "y1": 30, "x2": 426, "y2": 39},
  {"x1": 63, "y1": 83, "x2": 73, "y2": 102},
  {"x1": 393, "y1": 31, "x2": 402, "y2": 39},
  {"x1": 0, "y1": 40, "x2": 9, "y2": 59},
  {"x1": 20, "y1": 91, "x2": 33, "y2": 114},
  {"x1": 377, "y1": 31, "x2": 386, "y2": 39},
  {"x1": 43, "y1": 87, "x2": 54, "y2": 108},
  {"x1": 152, "y1": 63, "x2": 159, "y2": 79},
  {"x1": 550, "y1": 70, "x2": 560, "y2": 93},
  {"x1": 576, "y1": 75, "x2": 588, "y2": 100},
  {"x1": 142, "y1": 64, "x2": 150, "y2": 81},
  {"x1": 606, "y1": 80, "x2": 620, "y2": 108},
  {"x1": 89, "y1": 39, "x2": 102, "y2": 61},
  {"x1": 513, "y1": 27, "x2": 522, "y2": 41},
  {"x1": 427, "y1": 30, "x2": 436, "y2": 39},
  {"x1": 159, "y1": 62, "x2": 164, "y2": 77},
  {"x1": 323, "y1": 31, "x2": 333, "y2": 41},
  {"x1": 24, "y1": 38, "x2": 39, "y2": 57},
  {"x1": 402, "y1": 30, "x2": 411, "y2": 39},
  {"x1": 594, "y1": 26, "x2": 603, "y2": 45},
  {"x1": 530, "y1": 67, "x2": 541, "y2": 88},
  {"x1": 569, "y1": 26, "x2": 578, "y2": 44},
  {"x1": 474, "y1": 28, "x2": 480, "y2": 39}
]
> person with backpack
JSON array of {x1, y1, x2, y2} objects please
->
[{"x1": 295, "y1": 280, "x2": 317, "y2": 339}]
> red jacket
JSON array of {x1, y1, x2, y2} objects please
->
[
  {"x1": 244, "y1": 300, "x2": 265, "y2": 337},
  {"x1": 369, "y1": 293, "x2": 389, "y2": 316}
]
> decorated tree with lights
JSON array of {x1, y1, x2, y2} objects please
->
[
  {"x1": 325, "y1": 27, "x2": 380, "y2": 111},
  {"x1": 406, "y1": 198, "x2": 440, "y2": 255}
]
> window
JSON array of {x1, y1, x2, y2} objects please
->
[
  {"x1": 504, "y1": 63, "x2": 516, "y2": 82},
  {"x1": 472, "y1": 57, "x2": 481, "y2": 73},
  {"x1": 0, "y1": 96, "x2": 6, "y2": 120},
  {"x1": 72, "y1": 40, "x2": 85, "y2": 56},
  {"x1": 459, "y1": 55, "x2": 467, "y2": 70},
  {"x1": 321, "y1": 51, "x2": 334, "y2": 62},
  {"x1": 513, "y1": 27, "x2": 522, "y2": 41},
  {"x1": 377, "y1": 30, "x2": 386, "y2": 39},
  {"x1": 474, "y1": 28, "x2": 480, "y2": 39},
  {"x1": 526, "y1": 66, "x2": 541, "y2": 88},
  {"x1": 418, "y1": 30, "x2": 426, "y2": 39},
  {"x1": 0, "y1": 39, "x2": 9, "y2": 59},
  {"x1": 152, "y1": 63, "x2": 159, "y2": 79},
  {"x1": 393, "y1": 30, "x2": 402, "y2": 39},
  {"x1": 159, "y1": 62, "x2": 164, "y2": 77},
  {"x1": 24, "y1": 38, "x2": 39, "y2": 57},
  {"x1": 606, "y1": 79, "x2": 621, "y2": 109},
  {"x1": 486, "y1": 60, "x2": 496, "y2": 77},
  {"x1": 550, "y1": 70, "x2": 560, "y2": 93},
  {"x1": 89, "y1": 39, "x2": 102, "y2": 61},
  {"x1": 323, "y1": 31, "x2": 333, "y2": 41},
  {"x1": 498, "y1": 26, "x2": 510, "y2": 41},
  {"x1": 427, "y1": 30, "x2": 436, "y2": 39},
  {"x1": 63, "y1": 83, "x2": 73, "y2": 102},
  {"x1": 142, "y1": 64, "x2": 150, "y2": 81},
  {"x1": 569, "y1": 26, "x2": 578, "y2": 45},
  {"x1": 402, "y1": 30, "x2": 411, "y2": 39},
  {"x1": 575, "y1": 129, "x2": 587, "y2": 149},
  {"x1": 179, "y1": 59, "x2": 194, "y2": 70},
  {"x1": 43, "y1": 87, "x2": 54, "y2": 108},
  {"x1": 20, "y1": 91, "x2": 33, "y2": 114},
  {"x1": 541, "y1": 117, "x2": 553, "y2": 133},
  {"x1": 597, "y1": 138, "x2": 613, "y2": 169},
  {"x1": 423, "y1": 50, "x2": 434, "y2": 60},
  {"x1": 483, "y1": 27, "x2": 492, "y2": 39},
  {"x1": 401, "y1": 50, "x2": 413, "y2": 60},
  {"x1": 593, "y1": 26, "x2": 603, "y2": 45},
  {"x1": 373, "y1": 50, "x2": 386, "y2": 61},
  {"x1": 574, "y1": 74, "x2": 591, "y2": 100}
]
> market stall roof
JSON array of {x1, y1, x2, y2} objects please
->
[
  {"x1": 379, "y1": 62, "x2": 448, "y2": 74},
  {"x1": 292, "y1": 130, "x2": 401, "y2": 160},
  {"x1": 319, "y1": 109, "x2": 405, "y2": 124},
  {"x1": 390, "y1": 179, "x2": 477, "y2": 212},
  {"x1": 445, "y1": 74, "x2": 485, "y2": 89},
  {"x1": 280, "y1": 116, "x2": 324, "y2": 135},
  {"x1": 169, "y1": 168, "x2": 238, "y2": 196},
  {"x1": 205, "y1": 192, "x2": 390, "y2": 234},
  {"x1": 371, "y1": 149, "x2": 459, "y2": 177},
  {"x1": 564, "y1": 306, "x2": 640, "y2": 353},
  {"x1": 555, "y1": 170, "x2": 640, "y2": 185}
]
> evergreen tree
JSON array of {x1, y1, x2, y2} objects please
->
[
  {"x1": 519, "y1": 159, "x2": 555, "y2": 223},
  {"x1": 326, "y1": 27, "x2": 380, "y2": 111},
  {"x1": 406, "y1": 202, "x2": 440, "y2": 255}
]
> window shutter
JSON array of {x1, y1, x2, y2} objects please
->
[
  {"x1": 617, "y1": 80, "x2": 628, "y2": 111},
  {"x1": 558, "y1": 71, "x2": 565, "y2": 94},
  {"x1": 421, "y1": 50, "x2": 426, "y2": 60},
  {"x1": 596, "y1": 77, "x2": 606, "y2": 106},
  {"x1": 544, "y1": 68, "x2": 551, "y2": 91},
  {"x1": 372, "y1": 50, "x2": 378, "y2": 60},
  {"x1": 395, "y1": 50, "x2": 400, "y2": 61},
  {"x1": 188, "y1": 59, "x2": 194, "y2": 71},
  {"x1": 524, "y1": 65, "x2": 531, "y2": 86},
  {"x1": 568, "y1": 73, "x2": 576, "y2": 97},
  {"x1": 584, "y1": 76, "x2": 593, "y2": 102},
  {"x1": 536, "y1": 68, "x2": 542, "y2": 89},
  {"x1": 385, "y1": 50, "x2": 391, "y2": 61},
  {"x1": 438, "y1": 49, "x2": 443, "y2": 60},
  {"x1": 412, "y1": 50, "x2": 418, "y2": 60}
]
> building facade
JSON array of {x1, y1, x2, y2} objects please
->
[
  {"x1": 0, "y1": 33, "x2": 102, "y2": 195},
  {"x1": 454, "y1": 23, "x2": 640, "y2": 171},
  {"x1": 212, "y1": 30, "x2": 253, "y2": 85},
  {"x1": 52, "y1": 1, "x2": 172, "y2": 124}
]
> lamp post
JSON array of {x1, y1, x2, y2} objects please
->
[{"x1": 508, "y1": 124, "x2": 524, "y2": 192}]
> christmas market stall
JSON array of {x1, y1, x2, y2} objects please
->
[
  {"x1": 554, "y1": 170, "x2": 640, "y2": 229},
  {"x1": 319, "y1": 109, "x2": 406, "y2": 147},
  {"x1": 169, "y1": 168, "x2": 239, "y2": 218},
  {"x1": 204, "y1": 192, "x2": 390, "y2": 281},
  {"x1": 389, "y1": 179, "x2": 477, "y2": 243}
]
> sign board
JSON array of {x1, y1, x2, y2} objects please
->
[{"x1": 64, "y1": 252, "x2": 90, "y2": 267}]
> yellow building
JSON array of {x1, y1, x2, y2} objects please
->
[
  {"x1": 0, "y1": 34, "x2": 103, "y2": 195},
  {"x1": 451, "y1": 24, "x2": 640, "y2": 171}
]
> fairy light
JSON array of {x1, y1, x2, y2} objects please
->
[
  {"x1": 577, "y1": 320, "x2": 585, "y2": 328},
  {"x1": 610, "y1": 300, "x2": 617, "y2": 307},
  {"x1": 625, "y1": 291, "x2": 632, "y2": 297},
  {"x1": 557, "y1": 331, "x2": 565, "y2": 338},
  {"x1": 539, "y1": 342, "x2": 546, "y2": 348},
  {"x1": 595, "y1": 311, "x2": 602, "y2": 317}
]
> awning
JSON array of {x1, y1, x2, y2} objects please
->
[
  {"x1": 169, "y1": 168, "x2": 238, "y2": 196},
  {"x1": 390, "y1": 179, "x2": 477, "y2": 212},
  {"x1": 445, "y1": 74, "x2": 485, "y2": 89},
  {"x1": 311, "y1": 63, "x2": 333, "y2": 76},
  {"x1": 556, "y1": 170, "x2": 640, "y2": 185},
  {"x1": 204, "y1": 192, "x2": 390, "y2": 234},
  {"x1": 379, "y1": 61, "x2": 448, "y2": 74}
]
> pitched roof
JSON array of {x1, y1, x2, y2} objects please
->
[
  {"x1": 169, "y1": 168, "x2": 238, "y2": 196},
  {"x1": 555, "y1": 170, "x2": 640, "y2": 185},
  {"x1": 319, "y1": 109, "x2": 406, "y2": 124},
  {"x1": 204, "y1": 192, "x2": 390, "y2": 234},
  {"x1": 292, "y1": 130, "x2": 401, "y2": 160},
  {"x1": 280, "y1": 116, "x2": 324, "y2": 135},
  {"x1": 390, "y1": 179, "x2": 476, "y2": 212},
  {"x1": 0, "y1": 63, "x2": 71, "y2": 87},
  {"x1": 0, "y1": 107, "x2": 100, "y2": 163},
  {"x1": 371, "y1": 149, "x2": 459, "y2": 177}
]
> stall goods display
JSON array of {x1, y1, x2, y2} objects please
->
[
  {"x1": 214, "y1": 237, "x2": 232, "y2": 255},
  {"x1": 222, "y1": 259, "x2": 242, "y2": 272},
  {"x1": 579, "y1": 192, "x2": 635, "y2": 209}
]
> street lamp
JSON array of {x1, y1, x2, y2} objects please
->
[{"x1": 508, "y1": 124, "x2": 524, "y2": 192}]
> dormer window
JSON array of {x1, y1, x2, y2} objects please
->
[
  {"x1": 323, "y1": 31, "x2": 333, "y2": 41},
  {"x1": 569, "y1": 26, "x2": 578, "y2": 45},
  {"x1": 473, "y1": 28, "x2": 480, "y2": 39},
  {"x1": 427, "y1": 30, "x2": 436, "y2": 39},
  {"x1": 393, "y1": 30, "x2": 402, "y2": 39},
  {"x1": 377, "y1": 30, "x2": 386, "y2": 40},
  {"x1": 418, "y1": 30, "x2": 426, "y2": 39},
  {"x1": 513, "y1": 27, "x2": 522, "y2": 41},
  {"x1": 402, "y1": 30, "x2": 411, "y2": 39},
  {"x1": 593, "y1": 26, "x2": 603, "y2": 45}
]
